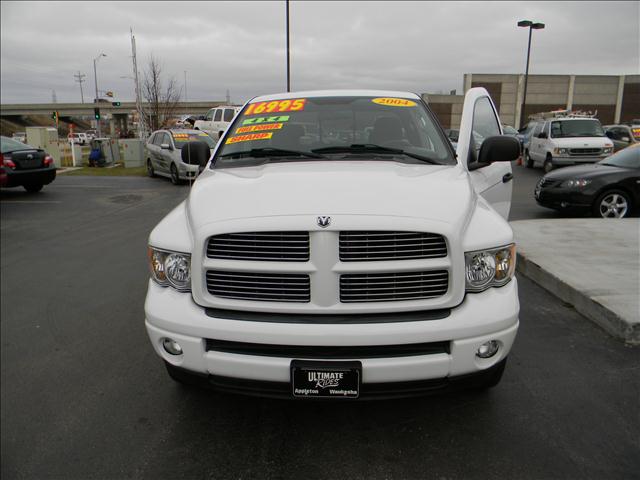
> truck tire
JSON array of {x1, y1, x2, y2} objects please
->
[
  {"x1": 165, "y1": 362, "x2": 204, "y2": 387},
  {"x1": 524, "y1": 150, "x2": 534, "y2": 168},
  {"x1": 543, "y1": 155, "x2": 554, "y2": 173},
  {"x1": 475, "y1": 358, "x2": 507, "y2": 390}
]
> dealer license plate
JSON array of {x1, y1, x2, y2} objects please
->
[{"x1": 291, "y1": 360, "x2": 361, "y2": 399}]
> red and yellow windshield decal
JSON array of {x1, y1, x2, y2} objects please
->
[
  {"x1": 244, "y1": 99, "x2": 306, "y2": 115},
  {"x1": 372, "y1": 97, "x2": 417, "y2": 107},
  {"x1": 632, "y1": 128, "x2": 640, "y2": 138},
  {"x1": 225, "y1": 132, "x2": 273, "y2": 144},
  {"x1": 236, "y1": 123, "x2": 284, "y2": 134}
]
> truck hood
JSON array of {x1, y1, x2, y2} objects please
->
[{"x1": 186, "y1": 161, "x2": 473, "y2": 227}]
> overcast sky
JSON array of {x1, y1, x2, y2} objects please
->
[{"x1": 1, "y1": 1, "x2": 638, "y2": 105}]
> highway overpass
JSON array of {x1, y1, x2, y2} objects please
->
[{"x1": 0, "y1": 101, "x2": 228, "y2": 117}]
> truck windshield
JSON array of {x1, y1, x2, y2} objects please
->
[
  {"x1": 213, "y1": 96, "x2": 455, "y2": 168},
  {"x1": 550, "y1": 120, "x2": 605, "y2": 138}
]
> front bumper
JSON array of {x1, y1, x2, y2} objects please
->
[
  {"x1": 551, "y1": 155, "x2": 608, "y2": 166},
  {"x1": 145, "y1": 278, "x2": 519, "y2": 391},
  {"x1": 534, "y1": 186, "x2": 594, "y2": 210},
  {"x1": 177, "y1": 162, "x2": 199, "y2": 180}
]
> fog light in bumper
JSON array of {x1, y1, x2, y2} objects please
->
[
  {"x1": 162, "y1": 338, "x2": 183, "y2": 356},
  {"x1": 476, "y1": 340, "x2": 499, "y2": 358}
]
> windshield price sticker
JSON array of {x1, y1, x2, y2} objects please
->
[
  {"x1": 242, "y1": 115, "x2": 290, "y2": 125},
  {"x1": 244, "y1": 99, "x2": 306, "y2": 115},
  {"x1": 236, "y1": 123, "x2": 284, "y2": 134},
  {"x1": 225, "y1": 132, "x2": 273, "y2": 144},
  {"x1": 372, "y1": 97, "x2": 417, "y2": 107}
]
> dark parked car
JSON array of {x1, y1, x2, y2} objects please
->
[
  {"x1": 0, "y1": 136, "x2": 56, "y2": 192},
  {"x1": 603, "y1": 124, "x2": 640, "y2": 152},
  {"x1": 534, "y1": 144, "x2": 639, "y2": 218}
]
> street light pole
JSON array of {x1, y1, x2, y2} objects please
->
[
  {"x1": 184, "y1": 70, "x2": 188, "y2": 103},
  {"x1": 286, "y1": 0, "x2": 290, "y2": 92},
  {"x1": 93, "y1": 53, "x2": 107, "y2": 137},
  {"x1": 518, "y1": 20, "x2": 545, "y2": 129}
]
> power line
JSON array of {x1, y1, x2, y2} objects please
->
[{"x1": 74, "y1": 71, "x2": 86, "y2": 103}]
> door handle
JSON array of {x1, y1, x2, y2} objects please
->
[{"x1": 502, "y1": 173, "x2": 513, "y2": 183}]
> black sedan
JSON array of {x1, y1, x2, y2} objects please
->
[
  {"x1": 534, "y1": 144, "x2": 639, "y2": 218},
  {"x1": 0, "y1": 136, "x2": 56, "y2": 192}
]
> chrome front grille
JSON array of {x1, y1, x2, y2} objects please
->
[
  {"x1": 206, "y1": 271, "x2": 310, "y2": 303},
  {"x1": 340, "y1": 270, "x2": 449, "y2": 303},
  {"x1": 569, "y1": 148, "x2": 601, "y2": 156},
  {"x1": 207, "y1": 232, "x2": 309, "y2": 262},
  {"x1": 339, "y1": 231, "x2": 447, "y2": 261}
]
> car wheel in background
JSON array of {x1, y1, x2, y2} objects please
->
[
  {"x1": 593, "y1": 189, "x2": 631, "y2": 218},
  {"x1": 146, "y1": 159, "x2": 156, "y2": 178},
  {"x1": 170, "y1": 163, "x2": 180, "y2": 185},
  {"x1": 525, "y1": 150, "x2": 534, "y2": 168},
  {"x1": 23, "y1": 184, "x2": 43, "y2": 193},
  {"x1": 543, "y1": 155, "x2": 554, "y2": 173}
]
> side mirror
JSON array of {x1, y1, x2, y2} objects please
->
[
  {"x1": 181, "y1": 141, "x2": 211, "y2": 168},
  {"x1": 160, "y1": 143, "x2": 172, "y2": 150},
  {"x1": 538, "y1": 132, "x2": 548, "y2": 139},
  {"x1": 474, "y1": 135, "x2": 521, "y2": 167}
]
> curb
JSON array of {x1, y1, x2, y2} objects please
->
[{"x1": 516, "y1": 252, "x2": 639, "y2": 346}]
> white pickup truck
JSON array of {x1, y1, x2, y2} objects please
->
[
  {"x1": 145, "y1": 88, "x2": 521, "y2": 399},
  {"x1": 193, "y1": 105, "x2": 242, "y2": 140}
]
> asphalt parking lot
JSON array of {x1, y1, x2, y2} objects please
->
[{"x1": 1, "y1": 167, "x2": 638, "y2": 479}]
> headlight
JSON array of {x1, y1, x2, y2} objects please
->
[
  {"x1": 602, "y1": 147, "x2": 613, "y2": 154},
  {"x1": 465, "y1": 244, "x2": 516, "y2": 293},
  {"x1": 148, "y1": 247, "x2": 191, "y2": 292},
  {"x1": 560, "y1": 179, "x2": 591, "y2": 188},
  {"x1": 554, "y1": 148, "x2": 569, "y2": 155}
]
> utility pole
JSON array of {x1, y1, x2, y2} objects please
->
[
  {"x1": 130, "y1": 28, "x2": 146, "y2": 139},
  {"x1": 74, "y1": 71, "x2": 86, "y2": 103},
  {"x1": 226, "y1": 89, "x2": 231, "y2": 104},
  {"x1": 93, "y1": 53, "x2": 107, "y2": 137},
  {"x1": 286, "y1": 0, "x2": 290, "y2": 92},
  {"x1": 184, "y1": 70, "x2": 188, "y2": 103}
]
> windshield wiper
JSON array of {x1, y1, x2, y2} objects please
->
[
  {"x1": 312, "y1": 144, "x2": 440, "y2": 164},
  {"x1": 218, "y1": 147, "x2": 325, "y2": 159}
]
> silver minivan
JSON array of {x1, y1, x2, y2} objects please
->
[{"x1": 146, "y1": 129, "x2": 216, "y2": 185}]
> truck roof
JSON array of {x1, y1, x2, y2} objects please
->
[{"x1": 252, "y1": 90, "x2": 421, "y2": 103}]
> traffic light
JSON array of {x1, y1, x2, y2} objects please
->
[
  {"x1": 51, "y1": 111, "x2": 58, "y2": 120},
  {"x1": 111, "y1": 101, "x2": 121, "y2": 107},
  {"x1": 94, "y1": 108, "x2": 101, "y2": 120}
]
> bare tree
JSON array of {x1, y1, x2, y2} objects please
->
[{"x1": 141, "y1": 54, "x2": 181, "y2": 131}]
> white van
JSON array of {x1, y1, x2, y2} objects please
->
[
  {"x1": 194, "y1": 105, "x2": 242, "y2": 139},
  {"x1": 524, "y1": 114, "x2": 614, "y2": 172}
]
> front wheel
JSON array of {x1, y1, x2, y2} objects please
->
[
  {"x1": 593, "y1": 190, "x2": 631, "y2": 218},
  {"x1": 170, "y1": 163, "x2": 180, "y2": 185},
  {"x1": 525, "y1": 150, "x2": 534, "y2": 168},
  {"x1": 165, "y1": 362, "x2": 204, "y2": 387},
  {"x1": 475, "y1": 358, "x2": 507, "y2": 390},
  {"x1": 24, "y1": 183, "x2": 43, "y2": 193},
  {"x1": 543, "y1": 156, "x2": 554, "y2": 173},
  {"x1": 146, "y1": 159, "x2": 156, "y2": 177}
]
